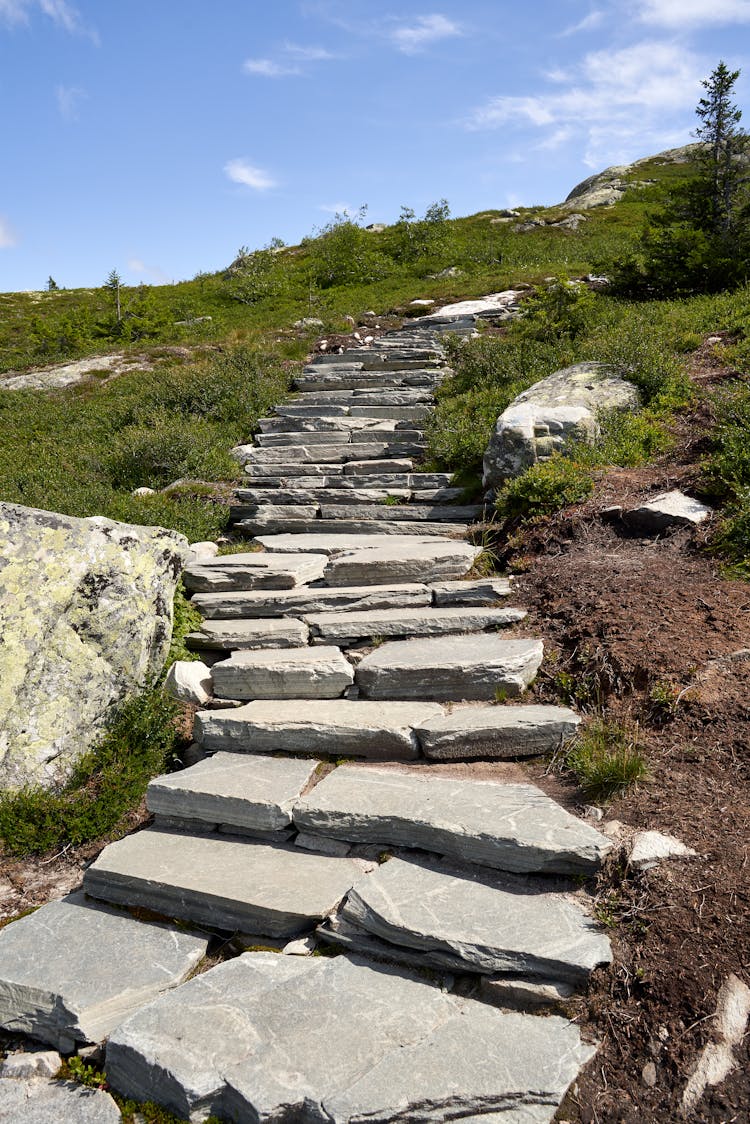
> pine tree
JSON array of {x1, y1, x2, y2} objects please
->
[{"x1": 694, "y1": 61, "x2": 748, "y2": 237}]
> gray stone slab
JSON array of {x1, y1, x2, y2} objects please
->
[
  {"x1": 0, "y1": 893, "x2": 208, "y2": 1049},
  {"x1": 294, "y1": 390, "x2": 434, "y2": 405},
  {"x1": 256, "y1": 430, "x2": 354, "y2": 446},
  {"x1": 106, "y1": 953, "x2": 594, "y2": 1124},
  {"x1": 274, "y1": 403, "x2": 351, "y2": 417},
  {"x1": 623, "y1": 489, "x2": 712, "y2": 532},
  {"x1": 186, "y1": 617, "x2": 310, "y2": 650},
  {"x1": 210, "y1": 646, "x2": 354, "y2": 700},
  {"x1": 295, "y1": 766, "x2": 613, "y2": 874},
  {"x1": 415, "y1": 704, "x2": 581, "y2": 760},
  {"x1": 230, "y1": 503, "x2": 321, "y2": 522},
  {"x1": 431, "y1": 577, "x2": 513, "y2": 605},
  {"x1": 349, "y1": 405, "x2": 431, "y2": 420},
  {"x1": 342, "y1": 458, "x2": 414, "y2": 474},
  {"x1": 191, "y1": 583, "x2": 431, "y2": 619},
  {"x1": 147, "y1": 752, "x2": 319, "y2": 832},
  {"x1": 333, "y1": 857, "x2": 611, "y2": 982},
  {"x1": 257, "y1": 532, "x2": 449, "y2": 555},
  {"x1": 0, "y1": 1078, "x2": 121, "y2": 1123},
  {"x1": 182, "y1": 551, "x2": 326, "y2": 592},
  {"x1": 306, "y1": 605, "x2": 526, "y2": 645},
  {"x1": 195, "y1": 699, "x2": 445, "y2": 760},
  {"x1": 324, "y1": 540, "x2": 480, "y2": 585},
  {"x1": 244, "y1": 462, "x2": 343, "y2": 478},
  {"x1": 84, "y1": 830, "x2": 361, "y2": 937},
  {"x1": 319, "y1": 503, "x2": 481, "y2": 522},
  {"x1": 242, "y1": 443, "x2": 393, "y2": 464},
  {"x1": 357, "y1": 634, "x2": 544, "y2": 701},
  {"x1": 235, "y1": 487, "x2": 410, "y2": 505},
  {"x1": 407, "y1": 472, "x2": 456, "y2": 488},
  {"x1": 238, "y1": 517, "x2": 471, "y2": 538}
]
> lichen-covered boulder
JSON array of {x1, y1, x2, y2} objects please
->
[
  {"x1": 0, "y1": 504, "x2": 189, "y2": 790},
  {"x1": 482, "y1": 362, "x2": 639, "y2": 491}
]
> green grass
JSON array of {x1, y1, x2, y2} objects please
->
[{"x1": 565, "y1": 720, "x2": 649, "y2": 802}]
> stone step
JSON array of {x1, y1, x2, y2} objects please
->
[
  {"x1": 195, "y1": 699, "x2": 445, "y2": 760},
  {"x1": 210, "y1": 646, "x2": 354, "y2": 700},
  {"x1": 0, "y1": 1077, "x2": 121, "y2": 1121},
  {"x1": 182, "y1": 551, "x2": 326, "y2": 594},
  {"x1": 414, "y1": 703, "x2": 581, "y2": 759},
  {"x1": 238, "y1": 443, "x2": 424, "y2": 465},
  {"x1": 84, "y1": 830, "x2": 362, "y2": 938},
  {"x1": 0, "y1": 892, "x2": 208, "y2": 1051},
  {"x1": 305, "y1": 605, "x2": 527, "y2": 646},
  {"x1": 186, "y1": 617, "x2": 310, "y2": 650},
  {"x1": 306, "y1": 355, "x2": 444, "y2": 370},
  {"x1": 274, "y1": 403, "x2": 352, "y2": 417},
  {"x1": 234, "y1": 517, "x2": 470, "y2": 538},
  {"x1": 294, "y1": 374, "x2": 441, "y2": 392},
  {"x1": 191, "y1": 583, "x2": 431, "y2": 621},
  {"x1": 292, "y1": 389, "x2": 434, "y2": 405},
  {"x1": 105, "y1": 953, "x2": 594, "y2": 1124},
  {"x1": 431, "y1": 577, "x2": 513, "y2": 604},
  {"x1": 324, "y1": 856, "x2": 611, "y2": 983},
  {"x1": 147, "y1": 753, "x2": 319, "y2": 835},
  {"x1": 342, "y1": 458, "x2": 416, "y2": 474},
  {"x1": 243, "y1": 462, "x2": 345, "y2": 478},
  {"x1": 234, "y1": 488, "x2": 413, "y2": 506},
  {"x1": 294, "y1": 765, "x2": 613, "y2": 875},
  {"x1": 255, "y1": 429, "x2": 425, "y2": 448},
  {"x1": 356, "y1": 633, "x2": 544, "y2": 701},
  {"x1": 259, "y1": 416, "x2": 422, "y2": 434},
  {"x1": 318, "y1": 503, "x2": 482, "y2": 522},
  {"x1": 239, "y1": 471, "x2": 454, "y2": 490},
  {"x1": 322, "y1": 539, "x2": 481, "y2": 585}
]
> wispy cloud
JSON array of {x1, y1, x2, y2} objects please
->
[
  {"x1": 55, "y1": 83, "x2": 86, "y2": 121},
  {"x1": 560, "y1": 9, "x2": 604, "y2": 36},
  {"x1": 637, "y1": 0, "x2": 750, "y2": 26},
  {"x1": 243, "y1": 58, "x2": 300, "y2": 77},
  {"x1": 390, "y1": 13, "x2": 463, "y2": 54},
  {"x1": 0, "y1": 0, "x2": 97, "y2": 40},
  {"x1": 319, "y1": 201, "x2": 355, "y2": 215},
  {"x1": 467, "y1": 40, "x2": 703, "y2": 168},
  {"x1": 224, "y1": 158, "x2": 277, "y2": 191},
  {"x1": 243, "y1": 40, "x2": 336, "y2": 78},
  {"x1": 127, "y1": 258, "x2": 170, "y2": 285},
  {"x1": 0, "y1": 217, "x2": 18, "y2": 248}
]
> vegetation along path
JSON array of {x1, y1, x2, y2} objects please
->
[{"x1": 0, "y1": 305, "x2": 620, "y2": 1122}]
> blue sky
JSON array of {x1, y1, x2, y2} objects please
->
[{"x1": 0, "y1": 0, "x2": 748, "y2": 291}]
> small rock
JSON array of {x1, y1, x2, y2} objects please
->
[
  {"x1": 629, "y1": 831, "x2": 697, "y2": 869},
  {"x1": 642, "y1": 1061, "x2": 657, "y2": 1087},
  {"x1": 0, "y1": 1050, "x2": 62, "y2": 1079},
  {"x1": 164, "y1": 660, "x2": 213, "y2": 706},
  {"x1": 364, "y1": 335, "x2": 374, "y2": 343},
  {"x1": 706, "y1": 335, "x2": 722, "y2": 345},
  {"x1": 584, "y1": 805, "x2": 604, "y2": 822},
  {"x1": 188, "y1": 541, "x2": 219, "y2": 560},
  {"x1": 180, "y1": 742, "x2": 206, "y2": 768},
  {"x1": 623, "y1": 490, "x2": 712, "y2": 533},
  {"x1": 410, "y1": 299, "x2": 435, "y2": 307},
  {"x1": 293, "y1": 318, "x2": 324, "y2": 330},
  {"x1": 132, "y1": 486, "x2": 155, "y2": 496},
  {"x1": 282, "y1": 936, "x2": 318, "y2": 956}
]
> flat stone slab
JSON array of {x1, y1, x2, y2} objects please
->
[
  {"x1": 256, "y1": 532, "x2": 447, "y2": 555},
  {"x1": 319, "y1": 503, "x2": 481, "y2": 522},
  {"x1": 191, "y1": 583, "x2": 431, "y2": 619},
  {"x1": 324, "y1": 541, "x2": 480, "y2": 586},
  {"x1": 295, "y1": 766, "x2": 612, "y2": 874},
  {"x1": 329, "y1": 856, "x2": 611, "y2": 982},
  {"x1": 356, "y1": 634, "x2": 544, "y2": 700},
  {"x1": 236, "y1": 517, "x2": 468, "y2": 538},
  {"x1": 182, "y1": 551, "x2": 326, "y2": 592},
  {"x1": 306, "y1": 605, "x2": 526, "y2": 645},
  {"x1": 105, "y1": 953, "x2": 595, "y2": 1124},
  {"x1": 195, "y1": 699, "x2": 445, "y2": 760},
  {"x1": 342, "y1": 458, "x2": 414, "y2": 474},
  {"x1": 0, "y1": 1078, "x2": 121, "y2": 1123},
  {"x1": 0, "y1": 893, "x2": 208, "y2": 1049},
  {"x1": 431, "y1": 577, "x2": 513, "y2": 605},
  {"x1": 242, "y1": 442, "x2": 398, "y2": 464},
  {"x1": 622, "y1": 489, "x2": 712, "y2": 532},
  {"x1": 244, "y1": 462, "x2": 343, "y2": 477},
  {"x1": 186, "y1": 617, "x2": 310, "y2": 650},
  {"x1": 210, "y1": 646, "x2": 354, "y2": 700},
  {"x1": 84, "y1": 830, "x2": 361, "y2": 937},
  {"x1": 147, "y1": 753, "x2": 319, "y2": 833},
  {"x1": 235, "y1": 487, "x2": 413, "y2": 505},
  {"x1": 414, "y1": 704, "x2": 580, "y2": 760}
]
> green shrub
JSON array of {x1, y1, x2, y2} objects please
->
[
  {"x1": 494, "y1": 456, "x2": 594, "y2": 521},
  {"x1": 566, "y1": 720, "x2": 649, "y2": 801},
  {"x1": 106, "y1": 417, "x2": 238, "y2": 490},
  {"x1": 518, "y1": 276, "x2": 601, "y2": 342}
]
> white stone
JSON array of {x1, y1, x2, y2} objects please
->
[
  {"x1": 132, "y1": 486, "x2": 155, "y2": 496},
  {"x1": 0, "y1": 1077, "x2": 121, "y2": 1123},
  {"x1": 624, "y1": 490, "x2": 712, "y2": 532},
  {"x1": 164, "y1": 660, "x2": 213, "y2": 706},
  {"x1": 210, "y1": 646, "x2": 354, "y2": 700},
  {"x1": 629, "y1": 830, "x2": 697, "y2": 868},
  {"x1": 187, "y1": 540, "x2": 219, "y2": 559},
  {"x1": 0, "y1": 1051, "x2": 62, "y2": 1079}
]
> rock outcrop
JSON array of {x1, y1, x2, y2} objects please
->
[
  {"x1": 0, "y1": 503, "x2": 188, "y2": 790},
  {"x1": 483, "y1": 362, "x2": 639, "y2": 490}
]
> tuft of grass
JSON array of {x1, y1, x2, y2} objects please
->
[{"x1": 565, "y1": 719, "x2": 649, "y2": 802}]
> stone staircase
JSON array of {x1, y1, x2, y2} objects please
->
[{"x1": 0, "y1": 315, "x2": 614, "y2": 1123}]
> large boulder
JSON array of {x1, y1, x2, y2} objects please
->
[
  {"x1": 0, "y1": 504, "x2": 188, "y2": 790},
  {"x1": 482, "y1": 362, "x2": 639, "y2": 491}
]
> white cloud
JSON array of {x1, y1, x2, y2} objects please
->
[
  {"x1": 467, "y1": 40, "x2": 704, "y2": 168},
  {"x1": 127, "y1": 258, "x2": 170, "y2": 284},
  {"x1": 0, "y1": 217, "x2": 17, "y2": 248},
  {"x1": 319, "y1": 201, "x2": 355, "y2": 215},
  {"x1": 56, "y1": 83, "x2": 85, "y2": 121},
  {"x1": 637, "y1": 0, "x2": 750, "y2": 26},
  {"x1": 243, "y1": 57, "x2": 300, "y2": 77},
  {"x1": 560, "y1": 9, "x2": 604, "y2": 36},
  {"x1": 0, "y1": 0, "x2": 96, "y2": 38},
  {"x1": 391, "y1": 13, "x2": 463, "y2": 54},
  {"x1": 283, "y1": 42, "x2": 335, "y2": 60},
  {"x1": 224, "y1": 158, "x2": 277, "y2": 191}
]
